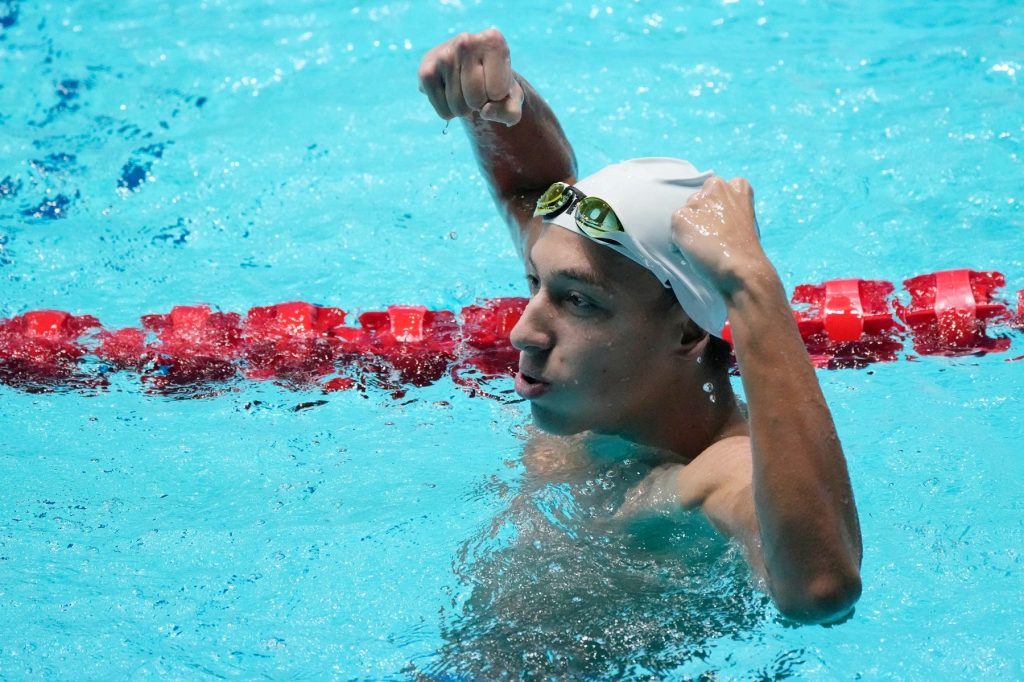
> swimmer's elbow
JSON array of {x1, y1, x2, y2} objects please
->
[{"x1": 774, "y1": 569, "x2": 862, "y2": 625}]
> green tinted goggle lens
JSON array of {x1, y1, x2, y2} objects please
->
[
  {"x1": 575, "y1": 196, "x2": 623, "y2": 238},
  {"x1": 534, "y1": 182, "x2": 625, "y2": 239},
  {"x1": 533, "y1": 182, "x2": 573, "y2": 217}
]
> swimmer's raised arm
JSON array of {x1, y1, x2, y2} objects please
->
[
  {"x1": 418, "y1": 28, "x2": 577, "y2": 254},
  {"x1": 671, "y1": 178, "x2": 863, "y2": 623}
]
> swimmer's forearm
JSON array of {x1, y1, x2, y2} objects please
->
[
  {"x1": 726, "y1": 270, "x2": 863, "y2": 623},
  {"x1": 462, "y1": 76, "x2": 577, "y2": 222}
]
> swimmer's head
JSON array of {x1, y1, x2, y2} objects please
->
[{"x1": 535, "y1": 157, "x2": 729, "y2": 337}]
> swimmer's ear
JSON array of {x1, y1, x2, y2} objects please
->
[
  {"x1": 680, "y1": 332, "x2": 709, "y2": 358},
  {"x1": 676, "y1": 319, "x2": 709, "y2": 358}
]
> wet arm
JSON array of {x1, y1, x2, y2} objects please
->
[
  {"x1": 460, "y1": 77, "x2": 577, "y2": 249},
  {"x1": 671, "y1": 178, "x2": 862, "y2": 624},
  {"x1": 725, "y1": 270, "x2": 863, "y2": 624},
  {"x1": 418, "y1": 29, "x2": 576, "y2": 252}
]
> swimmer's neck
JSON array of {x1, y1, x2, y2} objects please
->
[{"x1": 598, "y1": 377, "x2": 747, "y2": 464}]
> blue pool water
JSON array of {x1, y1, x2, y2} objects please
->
[{"x1": 2, "y1": 1, "x2": 1023, "y2": 679}]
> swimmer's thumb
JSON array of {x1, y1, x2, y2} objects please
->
[{"x1": 480, "y1": 92, "x2": 523, "y2": 127}]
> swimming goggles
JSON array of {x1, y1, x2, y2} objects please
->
[{"x1": 533, "y1": 182, "x2": 624, "y2": 240}]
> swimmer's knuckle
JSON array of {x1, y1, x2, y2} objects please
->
[
  {"x1": 480, "y1": 27, "x2": 505, "y2": 44},
  {"x1": 435, "y1": 44, "x2": 456, "y2": 68},
  {"x1": 417, "y1": 61, "x2": 437, "y2": 81},
  {"x1": 487, "y1": 33, "x2": 510, "y2": 54}
]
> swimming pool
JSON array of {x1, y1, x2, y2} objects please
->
[{"x1": 2, "y1": 0, "x2": 1022, "y2": 678}]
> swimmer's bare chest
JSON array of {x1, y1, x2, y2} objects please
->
[{"x1": 521, "y1": 428, "x2": 754, "y2": 520}]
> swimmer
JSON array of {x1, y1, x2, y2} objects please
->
[{"x1": 418, "y1": 28, "x2": 861, "y2": 624}]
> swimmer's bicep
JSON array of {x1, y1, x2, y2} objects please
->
[
  {"x1": 502, "y1": 182, "x2": 575, "y2": 258},
  {"x1": 687, "y1": 446, "x2": 768, "y2": 578},
  {"x1": 701, "y1": 478, "x2": 767, "y2": 579}
]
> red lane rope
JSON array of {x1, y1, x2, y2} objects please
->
[{"x1": 1, "y1": 269, "x2": 1021, "y2": 397}]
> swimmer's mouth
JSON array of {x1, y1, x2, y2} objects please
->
[{"x1": 514, "y1": 371, "x2": 551, "y2": 399}]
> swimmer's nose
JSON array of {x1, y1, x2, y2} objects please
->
[{"x1": 509, "y1": 296, "x2": 553, "y2": 354}]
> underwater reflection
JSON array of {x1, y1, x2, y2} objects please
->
[{"x1": 423, "y1": 435, "x2": 772, "y2": 680}]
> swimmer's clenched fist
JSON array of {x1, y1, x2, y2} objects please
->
[
  {"x1": 671, "y1": 176, "x2": 772, "y2": 299},
  {"x1": 418, "y1": 29, "x2": 525, "y2": 126}
]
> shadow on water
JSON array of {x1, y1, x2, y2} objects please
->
[{"x1": 416, "y1": 444, "x2": 773, "y2": 680}]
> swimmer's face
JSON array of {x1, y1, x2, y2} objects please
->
[{"x1": 510, "y1": 225, "x2": 692, "y2": 436}]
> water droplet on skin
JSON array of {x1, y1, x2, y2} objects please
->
[
  {"x1": 709, "y1": 394, "x2": 716, "y2": 403},
  {"x1": 702, "y1": 382, "x2": 713, "y2": 393}
]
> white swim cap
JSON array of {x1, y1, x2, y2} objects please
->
[{"x1": 544, "y1": 157, "x2": 728, "y2": 337}]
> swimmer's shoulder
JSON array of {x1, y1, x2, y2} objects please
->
[
  {"x1": 673, "y1": 435, "x2": 753, "y2": 510},
  {"x1": 521, "y1": 429, "x2": 644, "y2": 479},
  {"x1": 520, "y1": 428, "x2": 585, "y2": 478},
  {"x1": 520, "y1": 425, "x2": 753, "y2": 500}
]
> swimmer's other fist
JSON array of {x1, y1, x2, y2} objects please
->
[
  {"x1": 418, "y1": 28, "x2": 524, "y2": 126},
  {"x1": 671, "y1": 176, "x2": 773, "y2": 300}
]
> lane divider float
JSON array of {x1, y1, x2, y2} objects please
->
[{"x1": 1, "y1": 269, "x2": 1020, "y2": 397}]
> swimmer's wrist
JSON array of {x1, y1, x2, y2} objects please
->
[
  {"x1": 721, "y1": 263, "x2": 787, "y2": 312},
  {"x1": 698, "y1": 254, "x2": 779, "y2": 305}
]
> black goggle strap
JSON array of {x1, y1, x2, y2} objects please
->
[{"x1": 533, "y1": 182, "x2": 586, "y2": 218}]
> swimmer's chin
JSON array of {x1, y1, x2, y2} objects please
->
[
  {"x1": 528, "y1": 404, "x2": 623, "y2": 438},
  {"x1": 529, "y1": 404, "x2": 588, "y2": 436}
]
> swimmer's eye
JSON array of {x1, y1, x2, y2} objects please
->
[
  {"x1": 525, "y1": 274, "x2": 540, "y2": 295},
  {"x1": 565, "y1": 291, "x2": 595, "y2": 311}
]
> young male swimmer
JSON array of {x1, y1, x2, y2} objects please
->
[{"x1": 418, "y1": 28, "x2": 862, "y2": 624}]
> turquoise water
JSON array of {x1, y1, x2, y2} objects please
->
[{"x1": 2, "y1": 1, "x2": 1023, "y2": 679}]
